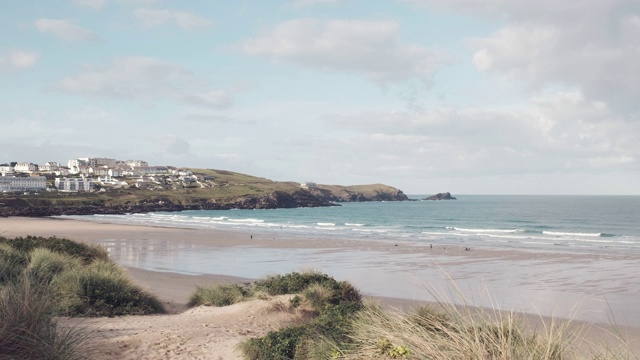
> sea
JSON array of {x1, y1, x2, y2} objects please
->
[
  {"x1": 62, "y1": 195, "x2": 640, "y2": 254},
  {"x1": 58, "y1": 195, "x2": 640, "y2": 324}
]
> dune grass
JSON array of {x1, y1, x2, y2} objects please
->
[
  {"x1": 219, "y1": 271, "x2": 636, "y2": 360},
  {"x1": 188, "y1": 283, "x2": 248, "y2": 307},
  {"x1": 0, "y1": 276, "x2": 90, "y2": 360},
  {"x1": 338, "y1": 301, "x2": 572, "y2": 359},
  {"x1": 51, "y1": 259, "x2": 165, "y2": 317},
  {"x1": 0, "y1": 235, "x2": 166, "y2": 359},
  {"x1": 27, "y1": 248, "x2": 82, "y2": 284},
  {"x1": 0, "y1": 235, "x2": 108, "y2": 264}
]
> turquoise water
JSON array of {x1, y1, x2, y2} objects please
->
[
  {"x1": 63, "y1": 195, "x2": 640, "y2": 325},
  {"x1": 66, "y1": 195, "x2": 640, "y2": 253}
]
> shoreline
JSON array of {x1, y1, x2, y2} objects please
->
[{"x1": 2, "y1": 216, "x2": 640, "y2": 354}]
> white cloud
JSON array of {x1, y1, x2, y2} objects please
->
[
  {"x1": 74, "y1": 0, "x2": 106, "y2": 9},
  {"x1": 322, "y1": 91, "x2": 639, "y2": 176},
  {"x1": 35, "y1": 19, "x2": 98, "y2": 42},
  {"x1": 242, "y1": 19, "x2": 444, "y2": 84},
  {"x1": 56, "y1": 56, "x2": 234, "y2": 109},
  {"x1": 408, "y1": 0, "x2": 640, "y2": 115},
  {"x1": 133, "y1": 8, "x2": 213, "y2": 29},
  {"x1": 0, "y1": 50, "x2": 39, "y2": 70}
]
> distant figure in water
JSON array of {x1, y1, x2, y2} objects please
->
[
  {"x1": 430, "y1": 244, "x2": 432, "y2": 249},
  {"x1": 465, "y1": 247, "x2": 471, "y2": 251},
  {"x1": 250, "y1": 235, "x2": 253, "y2": 239}
]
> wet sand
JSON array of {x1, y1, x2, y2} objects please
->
[{"x1": 1, "y1": 217, "x2": 639, "y2": 355}]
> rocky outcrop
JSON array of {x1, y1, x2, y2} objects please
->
[
  {"x1": 224, "y1": 190, "x2": 336, "y2": 210},
  {"x1": 309, "y1": 185, "x2": 409, "y2": 203},
  {"x1": 424, "y1": 192, "x2": 456, "y2": 201}
]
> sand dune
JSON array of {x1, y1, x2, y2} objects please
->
[{"x1": 60, "y1": 295, "x2": 299, "y2": 360}]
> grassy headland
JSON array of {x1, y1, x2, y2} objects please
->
[{"x1": 0, "y1": 168, "x2": 408, "y2": 216}]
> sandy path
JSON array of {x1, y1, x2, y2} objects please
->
[{"x1": 61, "y1": 295, "x2": 300, "y2": 360}]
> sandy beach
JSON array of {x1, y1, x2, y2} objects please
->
[{"x1": 1, "y1": 217, "x2": 639, "y2": 358}]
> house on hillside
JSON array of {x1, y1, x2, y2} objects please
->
[
  {"x1": 0, "y1": 164, "x2": 14, "y2": 176},
  {"x1": 14, "y1": 162, "x2": 39, "y2": 173},
  {"x1": 300, "y1": 182, "x2": 317, "y2": 190},
  {"x1": 91, "y1": 166, "x2": 110, "y2": 177},
  {"x1": 40, "y1": 162, "x2": 61, "y2": 171}
]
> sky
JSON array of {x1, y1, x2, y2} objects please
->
[{"x1": 1, "y1": 0, "x2": 639, "y2": 195}]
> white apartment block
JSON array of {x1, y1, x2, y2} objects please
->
[
  {"x1": 14, "y1": 162, "x2": 39, "y2": 173},
  {"x1": 0, "y1": 176, "x2": 46, "y2": 192},
  {"x1": 55, "y1": 177, "x2": 94, "y2": 192}
]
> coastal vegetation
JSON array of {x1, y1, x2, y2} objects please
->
[
  {"x1": 189, "y1": 271, "x2": 363, "y2": 359},
  {"x1": 190, "y1": 271, "x2": 632, "y2": 360},
  {"x1": 0, "y1": 168, "x2": 408, "y2": 217},
  {"x1": 0, "y1": 235, "x2": 164, "y2": 359}
]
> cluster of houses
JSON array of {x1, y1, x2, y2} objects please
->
[{"x1": 0, "y1": 157, "x2": 196, "y2": 193}]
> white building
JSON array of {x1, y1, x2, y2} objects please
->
[
  {"x1": 125, "y1": 160, "x2": 148, "y2": 168},
  {"x1": 300, "y1": 182, "x2": 317, "y2": 190},
  {"x1": 108, "y1": 168, "x2": 125, "y2": 177},
  {"x1": 91, "y1": 166, "x2": 110, "y2": 177},
  {"x1": 40, "y1": 162, "x2": 61, "y2": 171},
  {"x1": 0, "y1": 176, "x2": 46, "y2": 192},
  {"x1": 68, "y1": 159, "x2": 88, "y2": 174},
  {"x1": 0, "y1": 165, "x2": 14, "y2": 176},
  {"x1": 55, "y1": 177, "x2": 94, "y2": 192},
  {"x1": 138, "y1": 166, "x2": 169, "y2": 175},
  {"x1": 14, "y1": 162, "x2": 39, "y2": 173}
]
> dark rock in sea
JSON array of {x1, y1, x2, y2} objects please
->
[{"x1": 424, "y1": 192, "x2": 456, "y2": 201}]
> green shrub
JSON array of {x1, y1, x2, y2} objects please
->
[
  {"x1": 252, "y1": 271, "x2": 342, "y2": 295},
  {"x1": 51, "y1": 260, "x2": 165, "y2": 317},
  {"x1": 240, "y1": 272, "x2": 363, "y2": 360},
  {"x1": 187, "y1": 283, "x2": 247, "y2": 307},
  {"x1": 240, "y1": 325, "x2": 308, "y2": 360}
]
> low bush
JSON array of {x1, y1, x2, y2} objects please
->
[
  {"x1": 253, "y1": 271, "x2": 340, "y2": 295},
  {"x1": 0, "y1": 235, "x2": 108, "y2": 264},
  {"x1": 27, "y1": 248, "x2": 82, "y2": 284},
  {"x1": 51, "y1": 259, "x2": 165, "y2": 317},
  {"x1": 187, "y1": 283, "x2": 247, "y2": 307},
  {"x1": 0, "y1": 235, "x2": 164, "y2": 318},
  {"x1": 240, "y1": 325, "x2": 308, "y2": 360}
]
